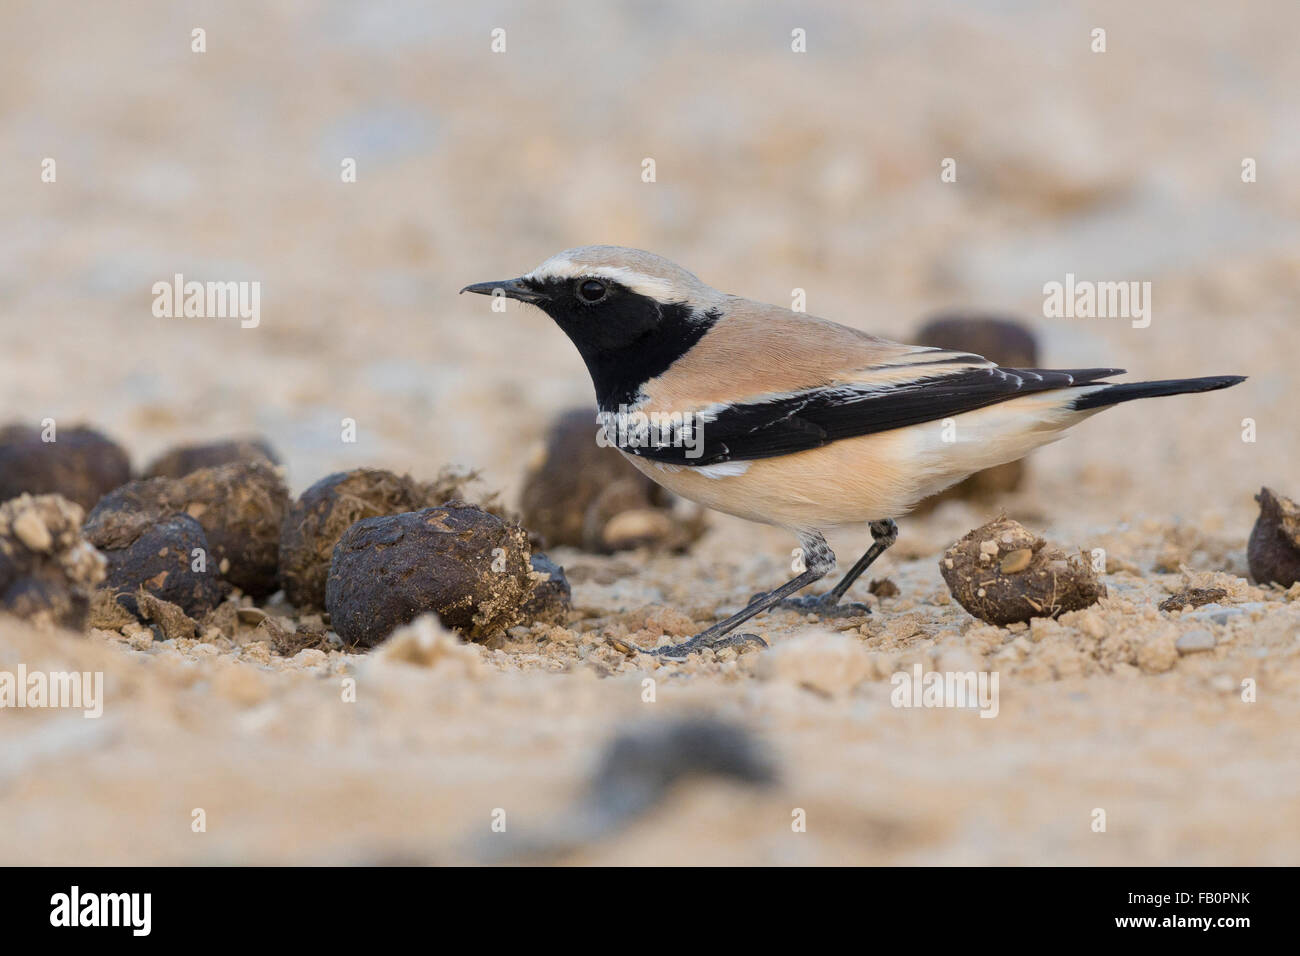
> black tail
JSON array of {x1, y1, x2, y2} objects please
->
[{"x1": 1070, "y1": 375, "x2": 1246, "y2": 411}]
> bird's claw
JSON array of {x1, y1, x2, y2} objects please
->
[
  {"x1": 751, "y1": 592, "x2": 873, "y2": 618},
  {"x1": 649, "y1": 631, "x2": 768, "y2": 661}
]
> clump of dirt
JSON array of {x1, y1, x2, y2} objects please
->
[
  {"x1": 143, "y1": 436, "x2": 280, "y2": 479},
  {"x1": 0, "y1": 493, "x2": 106, "y2": 629},
  {"x1": 370, "y1": 614, "x2": 485, "y2": 675},
  {"x1": 0, "y1": 423, "x2": 132, "y2": 511},
  {"x1": 520, "y1": 407, "x2": 706, "y2": 553},
  {"x1": 134, "y1": 589, "x2": 199, "y2": 641},
  {"x1": 868, "y1": 577, "x2": 900, "y2": 598},
  {"x1": 1248, "y1": 487, "x2": 1300, "y2": 587},
  {"x1": 756, "y1": 629, "x2": 876, "y2": 697},
  {"x1": 939, "y1": 516, "x2": 1106, "y2": 625},
  {"x1": 278, "y1": 467, "x2": 485, "y2": 610},
  {"x1": 83, "y1": 460, "x2": 289, "y2": 598},
  {"x1": 1159, "y1": 587, "x2": 1229, "y2": 612},
  {"x1": 85, "y1": 512, "x2": 221, "y2": 618},
  {"x1": 325, "y1": 503, "x2": 541, "y2": 646}
]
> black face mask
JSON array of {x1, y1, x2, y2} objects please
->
[{"x1": 524, "y1": 276, "x2": 720, "y2": 410}]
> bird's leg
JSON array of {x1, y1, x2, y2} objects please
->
[
  {"x1": 823, "y1": 518, "x2": 899, "y2": 603},
  {"x1": 769, "y1": 519, "x2": 899, "y2": 616},
  {"x1": 650, "y1": 532, "x2": 837, "y2": 660}
]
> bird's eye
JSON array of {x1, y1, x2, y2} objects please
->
[{"x1": 577, "y1": 279, "x2": 607, "y2": 303}]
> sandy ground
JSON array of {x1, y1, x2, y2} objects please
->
[{"x1": 2, "y1": 1, "x2": 1299, "y2": 864}]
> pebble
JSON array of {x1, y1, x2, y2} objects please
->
[
  {"x1": 1175, "y1": 629, "x2": 1216, "y2": 654},
  {"x1": 1184, "y1": 603, "x2": 1269, "y2": 626}
]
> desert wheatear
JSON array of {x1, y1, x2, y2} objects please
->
[{"x1": 464, "y1": 246, "x2": 1244, "y2": 658}]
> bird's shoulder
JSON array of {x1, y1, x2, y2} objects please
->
[
  {"x1": 641, "y1": 297, "x2": 928, "y2": 411},
  {"x1": 620, "y1": 297, "x2": 1122, "y2": 466}
]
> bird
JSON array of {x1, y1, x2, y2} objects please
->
[{"x1": 462, "y1": 246, "x2": 1245, "y2": 660}]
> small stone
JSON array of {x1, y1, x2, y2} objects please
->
[
  {"x1": 1176, "y1": 630, "x2": 1216, "y2": 654},
  {"x1": 236, "y1": 606, "x2": 267, "y2": 625},
  {"x1": 12, "y1": 510, "x2": 53, "y2": 552},
  {"x1": 1184, "y1": 604, "x2": 1247, "y2": 626},
  {"x1": 999, "y1": 548, "x2": 1033, "y2": 574}
]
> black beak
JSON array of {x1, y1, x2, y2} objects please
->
[{"x1": 459, "y1": 278, "x2": 546, "y2": 303}]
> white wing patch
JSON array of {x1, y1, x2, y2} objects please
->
[{"x1": 689, "y1": 460, "x2": 752, "y2": 479}]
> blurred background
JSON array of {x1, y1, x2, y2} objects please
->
[{"x1": 2, "y1": 0, "x2": 1295, "y2": 530}]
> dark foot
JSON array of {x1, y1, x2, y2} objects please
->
[
  {"x1": 750, "y1": 592, "x2": 873, "y2": 618},
  {"x1": 649, "y1": 631, "x2": 768, "y2": 661}
]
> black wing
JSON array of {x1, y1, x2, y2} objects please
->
[{"x1": 616, "y1": 365, "x2": 1123, "y2": 467}]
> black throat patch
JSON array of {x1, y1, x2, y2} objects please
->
[
  {"x1": 581, "y1": 301, "x2": 720, "y2": 410},
  {"x1": 526, "y1": 276, "x2": 719, "y2": 410}
]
